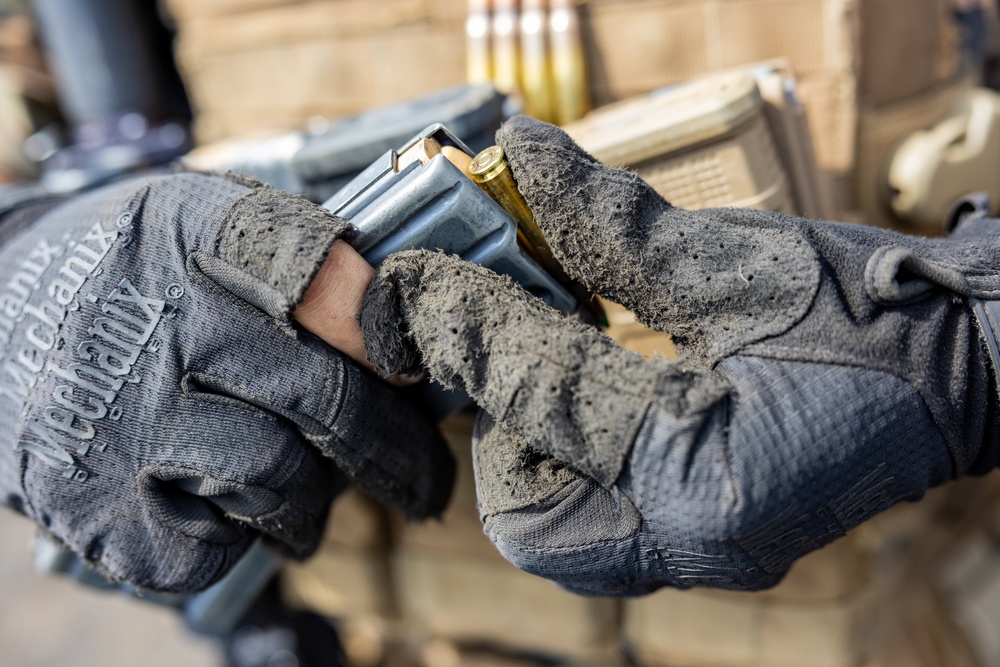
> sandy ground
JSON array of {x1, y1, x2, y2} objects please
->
[{"x1": 0, "y1": 508, "x2": 218, "y2": 667}]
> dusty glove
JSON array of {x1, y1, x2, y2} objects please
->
[
  {"x1": 359, "y1": 116, "x2": 1000, "y2": 596},
  {"x1": 0, "y1": 173, "x2": 453, "y2": 593}
]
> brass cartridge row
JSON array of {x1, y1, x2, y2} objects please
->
[{"x1": 466, "y1": 0, "x2": 590, "y2": 125}]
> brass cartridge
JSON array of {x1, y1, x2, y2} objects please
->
[
  {"x1": 466, "y1": 0, "x2": 494, "y2": 85},
  {"x1": 470, "y1": 144, "x2": 605, "y2": 324},
  {"x1": 491, "y1": 0, "x2": 521, "y2": 95},
  {"x1": 520, "y1": 0, "x2": 554, "y2": 122},
  {"x1": 469, "y1": 145, "x2": 558, "y2": 269},
  {"x1": 550, "y1": 0, "x2": 590, "y2": 124}
]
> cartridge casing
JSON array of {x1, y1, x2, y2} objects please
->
[
  {"x1": 469, "y1": 143, "x2": 605, "y2": 325},
  {"x1": 520, "y1": 0, "x2": 554, "y2": 122},
  {"x1": 549, "y1": 0, "x2": 590, "y2": 124},
  {"x1": 469, "y1": 144, "x2": 558, "y2": 271}
]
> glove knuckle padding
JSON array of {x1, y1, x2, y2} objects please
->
[
  {"x1": 0, "y1": 172, "x2": 444, "y2": 592},
  {"x1": 623, "y1": 358, "x2": 948, "y2": 590},
  {"x1": 741, "y1": 222, "x2": 1000, "y2": 475}
]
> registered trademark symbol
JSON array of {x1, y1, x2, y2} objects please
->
[
  {"x1": 116, "y1": 212, "x2": 134, "y2": 228},
  {"x1": 165, "y1": 283, "x2": 185, "y2": 299}
]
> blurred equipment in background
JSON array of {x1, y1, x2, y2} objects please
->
[
  {"x1": 563, "y1": 64, "x2": 831, "y2": 219},
  {"x1": 184, "y1": 83, "x2": 506, "y2": 203},
  {"x1": 36, "y1": 528, "x2": 346, "y2": 667},
  {"x1": 489, "y1": 0, "x2": 520, "y2": 105},
  {"x1": 466, "y1": 0, "x2": 492, "y2": 86},
  {"x1": 163, "y1": 0, "x2": 966, "y2": 231},
  {"x1": 953, "y1": 0, "x2": 999, "y2": 74},
  {"x1": 29, "y1": 0, "x2": 192, "y2": 191},
  {"x1": 220, "y1": 581, "x2": 347, "y2": 667},
  {"x1": 548, "y1": 0, "x2": 589, "y2": 123},
  {"x1": 976, "y1": 0, "x2": 1000, "y2": 90},
  {"x1": 34, "y1": 535, "x2": 281, "y2": 638},
  {"x1": 888, "y1": 87, "x2": 1000, "y2": 232},
  {"x1": 0, "y1": 5, "x2": 55, "y2": 182}
]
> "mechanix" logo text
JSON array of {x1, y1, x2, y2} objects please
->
[
  {"x1": 16, "y1": 278, "x2": 164, "y2": 480},
  {"x1": 0, "y1": 221, "x2": 118, "y2": 406},
  {"x1": 0, "y1": 239, "x2": 62, "y2": 360}
]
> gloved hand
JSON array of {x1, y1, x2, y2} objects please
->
[
  {"x1": 0, "y1": 173, "x2": 453, "y2": 593},
  {"x1": 359, "y1": 116, "x2": 1000, "y2": 596}
]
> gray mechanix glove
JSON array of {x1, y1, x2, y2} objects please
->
[
  {"x1": 359, "y1": 115, "x2": 1000, "y2": 596},
  {"x1": 0, "y1": 173, "x2": 453, "y2": 593}
]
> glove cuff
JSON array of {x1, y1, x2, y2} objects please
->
[{"x1": 215, "y1": 184, "x2": 355, "y2": 320}]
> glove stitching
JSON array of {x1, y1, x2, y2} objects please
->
[
  {"x1": 319, "y1": 348, "x2": 346, "y2": 430},
  {"x1": 186, "y1": 252, "x2": 301, "y2": 333}
]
